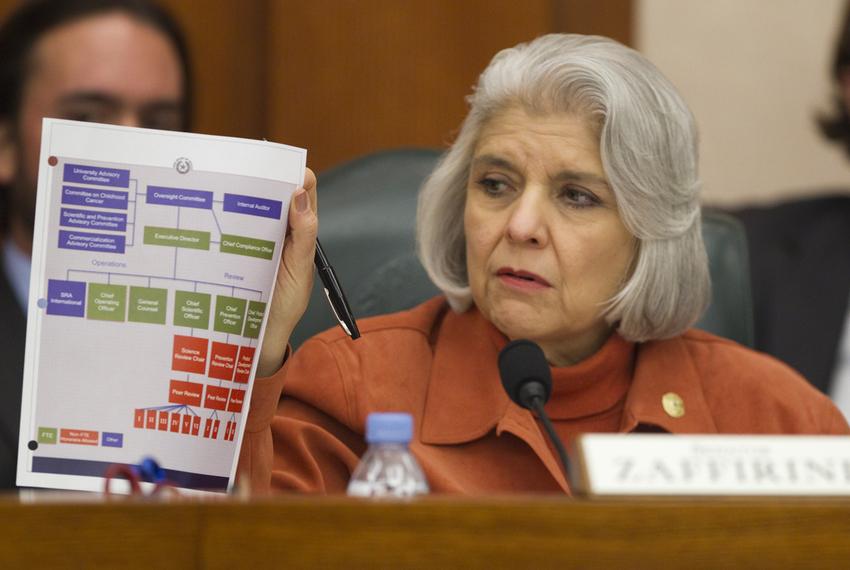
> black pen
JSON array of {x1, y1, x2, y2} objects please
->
[{"x1": 314, "y1": 239, "x2": 360, "y2": 339}]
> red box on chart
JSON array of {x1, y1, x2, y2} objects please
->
[
  {"x1": 208, "y1": 342, "x2": 238, "y2": 381},
  {"x1": 234, "y1": 346, "x2": 255, "y2": 383},
  {"x1": 191, "y1": 415, "x2": 200, "y2": 436},
  {"x1": 211, "y1": 419, "x2": 221, "y2": 439},
  {"x1": 169, "y1": 413, "x2": 181, "y2": 432},
  {"x1": 203, "y1": 418, "x2": 212, "y2": 438},
  {"x1": 181, "y1": 414, "x2": 192, "y2": 434},
  {"x1": 171, "y1": 335, "x2": 208, "y2": 374},
  {"x1": 204, "y1": 385, "x2": 229, "y2": 411},
  {"x1": 158, "y1": 411, "x2": 169, "y2": 431},
  {"x1": 226, "y1": 388, "x2": 245, "y2": 413},
  {"x1": 146, "y1": 410, "x2": 156, "y2": 430},
  {"x1": 60, "y1": 429, "x2": 98, "y2": 445},
  {"x1": 168, "y1": 379, "x2": 203, "y2": 406},
  {"x1": 134, "y1": 409, "x2": 144, "y2": 428}
]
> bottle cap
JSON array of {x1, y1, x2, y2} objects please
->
[{"x1": 366, "y1": 412, "x2": 413, "y2": 444}]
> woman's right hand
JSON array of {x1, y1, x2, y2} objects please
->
[{"x1": 256, "y1": 168, "x2": 318, "y2": 377}]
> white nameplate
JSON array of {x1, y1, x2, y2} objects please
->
[{"x1": 575, "y1": 434, "x2": 850, "y2": 496}]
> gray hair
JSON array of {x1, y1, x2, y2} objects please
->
[{"x1": 416, "y1": 33, "x2": 709, "y2": 342}]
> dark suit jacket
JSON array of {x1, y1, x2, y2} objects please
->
[
  {"x1": 733, "y1": 194, "x2": 850, "y2": 394},
  {"x1": 0, "y1": 249, "x2": 25, "y2": 488}
]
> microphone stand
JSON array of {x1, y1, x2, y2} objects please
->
[{"x1": 528, "y1": 396, "x2": 573, "y2": 485}]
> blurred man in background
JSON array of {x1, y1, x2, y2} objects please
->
[
  {"x1": 735, "y1": 2, "x2": 850, "y2": 418},
  {"x1": 0, "y1": 0, "x2": 191, "y2": 488}
]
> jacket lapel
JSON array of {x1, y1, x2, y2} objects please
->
[
  {"x1": 418, "y1": 307, "x2": 571, "y2": 492},
  {"x1": 621, "y1": 336, "x2": 719, "y2": 434}
]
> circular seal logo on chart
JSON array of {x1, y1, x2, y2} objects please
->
[{"x1": 174, "y1": 157, "x2": 192, "y2": 174}]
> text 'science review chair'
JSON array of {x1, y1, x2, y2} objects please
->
[{"x1": 291, "y1": 149, "x2": 753, "y2": 349}]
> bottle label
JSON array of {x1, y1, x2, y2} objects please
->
[{"x1": 346, "y1": 476, "x2": 426, "y2": 497}]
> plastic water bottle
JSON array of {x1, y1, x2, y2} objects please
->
[{"x1": 346, "y1": 412, "x2": 429, "y2": 498}]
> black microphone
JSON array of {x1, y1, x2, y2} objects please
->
[{"x1": 498, "y1": 339, "x2": 573, "y2": 485}]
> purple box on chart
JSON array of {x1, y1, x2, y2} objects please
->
[
  {"x1": 146, "y1": 186, "x2": 213, "y2": 209},
  {"x1": 222, "y1": 193, "x2": 283, "y2": 220},
  {"x1": 101, "y1": 433, "x2": 123, "y2": 448},
  {"x1": 61, "y1": 186, "x2": 128, "y2": 210},
  {"x1": 60, "y1": 208, "x2": 127, "y2": 232},
  {"x1": 46, "y1": 279, "x2": 86, "y2": 317},
  {"x1": 58, "y1": 230, "x2": 125, "y2": 254},
  {"x1": 63, "y1": 163, "x2": 129, "y2": 188}
]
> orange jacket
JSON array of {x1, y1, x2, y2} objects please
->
[{"x1": 238, "y1": 296, "x2": 849, "y2": 494}]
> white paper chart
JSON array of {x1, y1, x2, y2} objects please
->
[{"x1": 17, "y1": 119, "x2": 305, "y2": 493}]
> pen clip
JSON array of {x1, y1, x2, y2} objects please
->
[{"x1": 323, "y1": 286, "x2": 352, "y2": 336}]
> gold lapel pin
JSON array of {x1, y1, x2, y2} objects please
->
[{"x1": 662, "y1": 392, "x2": 685, "y2": 418}]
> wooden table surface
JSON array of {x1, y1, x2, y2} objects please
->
[{"x1": 1, "y1": 494, "x2": 848, "y2": 569}]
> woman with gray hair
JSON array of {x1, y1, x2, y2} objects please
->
[{"x1": 243, "y1": 34, "x2": 849, "y2": 494}]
